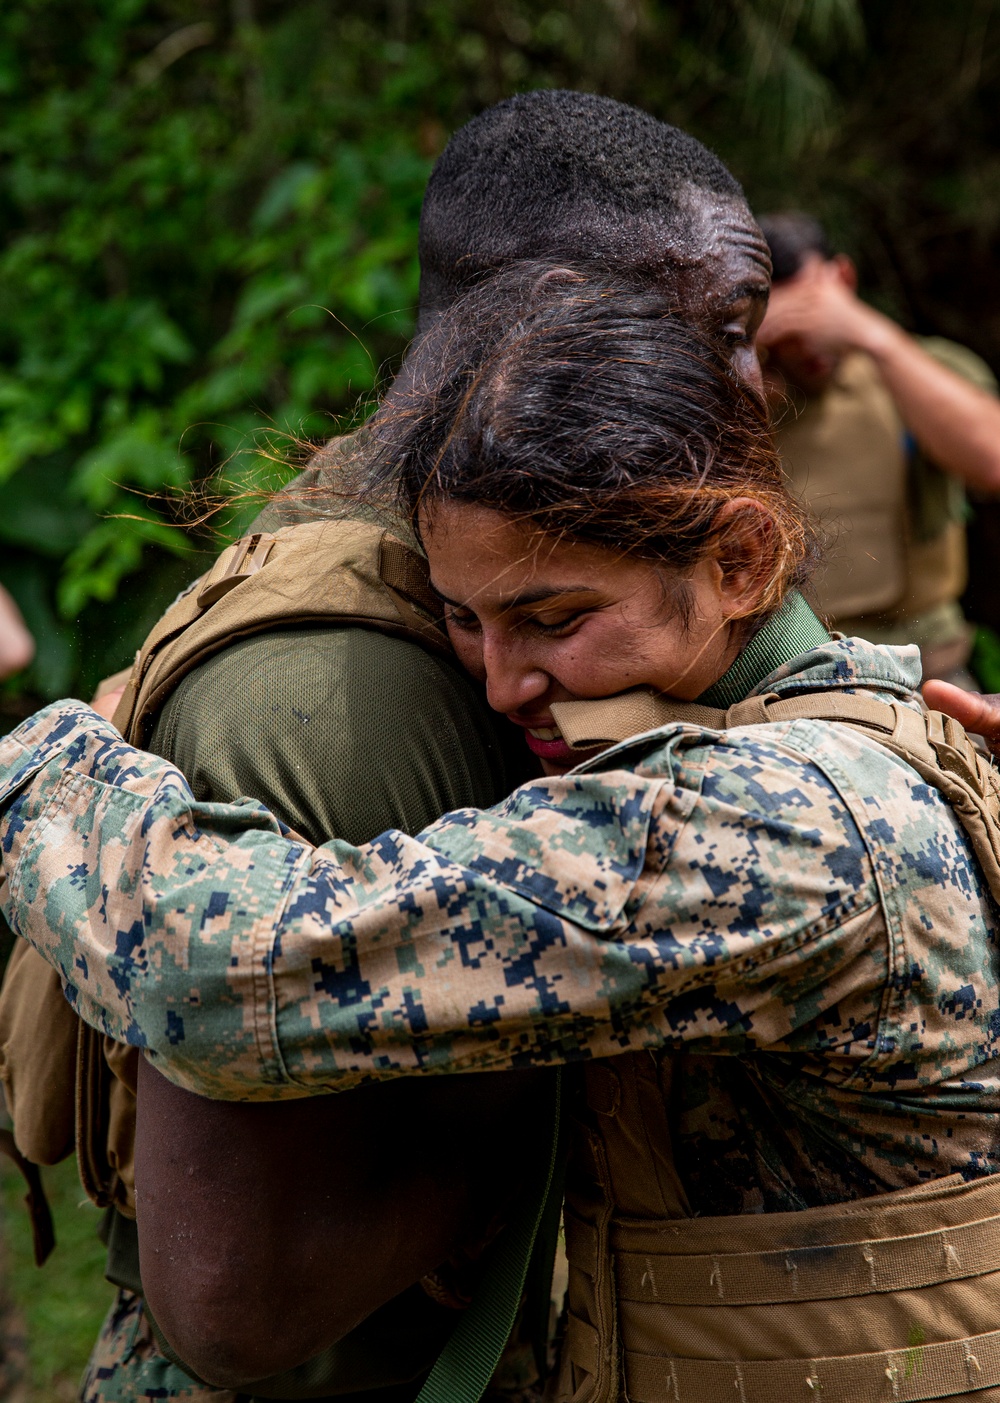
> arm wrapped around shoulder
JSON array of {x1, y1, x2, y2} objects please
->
[
  {"x1": 0, "y1": 701, "x2": 302, "y2": 1099},
  {"x1": 0, "y1": 699, "x2": 879, "y2": 1105},
  {"x1": 0, "y1": 700, "x2": 662, "y2": 1098}
]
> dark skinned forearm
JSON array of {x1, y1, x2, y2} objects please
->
[{"x1": 134, "y1": 1057, "x2": 545, "y2": 1387}]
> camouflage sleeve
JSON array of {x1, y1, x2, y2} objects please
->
[{"x1": 0, "y1": 702, "x2": 879, "y2": 1101}]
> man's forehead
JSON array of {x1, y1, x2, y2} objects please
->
[{"x1": 654, "y1": 184, "x2": 772, "y2": 304}]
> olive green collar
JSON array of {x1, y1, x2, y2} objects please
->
[{"x1": 697, "y1": 592, "x2": 831, "y2": 708}]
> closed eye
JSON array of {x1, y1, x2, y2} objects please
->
[
  {"x1": 444, "y1": 605, "x2": 481, "y2": 632},
  {"x1": 521, "y1": 610, "x2": 589, "y2": 636}
]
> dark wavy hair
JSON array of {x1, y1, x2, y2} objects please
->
[{"x1": 369, "y1": 262, "x2": 816, "y2": 625}]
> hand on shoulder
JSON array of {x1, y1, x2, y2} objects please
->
[{"x1": 923, "y1": 679, "x2": 1000, "y2": 752}]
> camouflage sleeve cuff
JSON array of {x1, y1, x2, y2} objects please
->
[{"x1": 0, "y1": 701, "x2": 303, "y2": 1099}]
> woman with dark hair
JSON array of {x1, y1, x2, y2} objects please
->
[
  {"x1": 3, "y1": 270, "x2": 1000, "y2": 1403},
  {"x1": 372, "y1": 267, "x2": 817, "y2": 784}
]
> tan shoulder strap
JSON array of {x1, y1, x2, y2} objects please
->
[
  {"x1": 552, "y1": 690, "x2": 728, "y2": 746},
  {"x1": 553, "y1": 687, "x2": 1000, "y2": 900},
  {"x1": 113, "y1": 517, "x2": 447, "y2": 746},
  {"x1": 552, "y1": 687, "x2": 913, "y2": 749}
]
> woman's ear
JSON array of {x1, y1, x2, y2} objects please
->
[{"x1": 710, "y1": 497, "x2": 779, "y2": 617}]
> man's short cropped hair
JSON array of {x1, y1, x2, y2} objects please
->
[
  {"x1": 418, "y1": 90, "x2": 744, "y2": 324},
  {"x1": 757, "y1": 212, "x2": 833, "y2": 284}
]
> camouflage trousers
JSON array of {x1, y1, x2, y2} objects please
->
[
  {"x1": 81, "y1": 1288, "x2": 241, "y2": 1403},
  {"x1": 79, "y1": 1285, "x2": 549, "y2": 1403}
]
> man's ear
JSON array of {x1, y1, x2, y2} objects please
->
[
  {"x1": 530, "y1": 266, "x2": 587, "y2": 301},
  {"x1": 831, "y1": 253, "x2": 858, "y2": 293}
]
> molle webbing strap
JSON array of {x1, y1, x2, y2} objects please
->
[
  {"x1": 378, "y1": 534, "x2": 448, "y2": 647},
  {"x1": 566, "y1": 1170, "x2": 1000, "y2": 1403},
  {"x1": 415, "y1": 1071, "x2": 563, "y2": 1403},
  {"x1": 622, "y1": 1332, "x2": 1000, "y2": 1403},
  {"x1": 567, "y1": 1169, "x2": 1000, "y2": 1311},
  {"x1": 613, "y1": 1205, "x2": 1000, "y2": 1306},
  {"x1": 552, "y1": 688, "x2": 905, "y2": 750},
  {"x1": 553, "y1": 689, "x2": 719, "y2": 747}
]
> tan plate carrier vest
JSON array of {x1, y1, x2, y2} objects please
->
[
  {"x1": 0, "y1": 518, "x2": 449, "y2": 1247},
  {"x1": 547, "y1": 688, "x2": 1000, "y2": 1403},
  {"x1": 774, "y1": 351, "x2": 967, "y2": 637}
]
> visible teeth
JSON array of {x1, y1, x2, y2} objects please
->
[{"x1": 529, "y1": 727, "x2": 562, "y2": 741}]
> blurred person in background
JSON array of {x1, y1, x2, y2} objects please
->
[
  {"x1": 758, "y1": 211, "x2": 1000, "y2": 684},
  {"x1": 0, "y1": 584, "x2": 33, "y2": 681}
]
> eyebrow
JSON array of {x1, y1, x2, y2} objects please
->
[
  {"x1": 433, "y1": 583, "x2": 603, "y2": 611},
  {"x1": 725, "y1": 281, "x2": 769, "y2": 303}
]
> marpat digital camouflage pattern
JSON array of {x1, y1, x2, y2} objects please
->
[
  {"x1": 2, "y1": 637, "x2": 999, "y2": 1211},
  {"x1": 81, "y1": 1290, "x2": 236, "y2": 1403}
]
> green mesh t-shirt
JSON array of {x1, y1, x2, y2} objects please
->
[{"x1": 150, "y1": 625, "x2": 527, "y2": 848}]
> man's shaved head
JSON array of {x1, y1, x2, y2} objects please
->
[
  {"x1": 416, "y1": 90, "x2": 771, "y2": 385},
  {"x1": 419, "y1": 90, "x2": 745, "y2": 320}
]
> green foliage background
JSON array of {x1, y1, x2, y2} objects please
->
[
  {"x1": 2, "y1": 0, "x2": 1000, "y2": 706},
  {"x1": 0, "y1": 1152, "x2": 112, "y2": 1401}
]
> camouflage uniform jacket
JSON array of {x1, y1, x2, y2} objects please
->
[{"x1": 1, "y1": 635, "x2": 999, "y2": 1213}]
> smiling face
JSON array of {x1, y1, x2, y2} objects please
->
[
  {"x1": 389, "y1": 275, "x2": 807, "y2": 774},
  {"x1": 422, "y1": 502, "x2": 748, "y2": 774}
]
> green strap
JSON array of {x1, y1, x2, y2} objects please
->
[
  {"x1": 415, "y1": 1070, "x2": 563, "y2": 1403},
  {"x1": 524, "y1": 1128, "x2": 568, "y2": 1380}
]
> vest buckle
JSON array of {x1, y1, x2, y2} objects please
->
[{"x1": 196, "y1": 533, "x2": 275, "y2": 609}]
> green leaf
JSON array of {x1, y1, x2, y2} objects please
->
[
  {"x1": 0, "y1": 461, "x2": 95, "y2": 555},
  {"x1": 71, "y1": 416, "x2": 190, "y2": 511},
  {"x1": 57, "y1": 507, "x2": 190, "y2": 619}
]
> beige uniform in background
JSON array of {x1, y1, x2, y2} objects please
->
[{"x1": 774, "y1": 338, "x2": 998, "y2": 680}]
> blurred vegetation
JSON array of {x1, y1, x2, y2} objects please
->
[
  {"x1": 2, "y1": 0, "x2": 1000, "y2": 706},
  {"x1": 0, "y1": 1150, "x2": 113, "y2": 1400}
]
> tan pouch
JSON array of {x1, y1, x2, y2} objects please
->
[{"x1": 0, "y1": 940, "x2": 77, "y2": 1165}]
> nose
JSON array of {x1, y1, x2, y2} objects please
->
[
  {"x1": 482, "y1": 630, "x2": 550, "y2": 716},
  {"x1": 735, "y1": 341, "x2": 765, "y2": 396}
]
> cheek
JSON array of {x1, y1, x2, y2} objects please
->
[
  {"x1": 445, "y1": 624, "x2": 486, "y2": 683},
  {"x1": 545, "y1": 616, "x2": 671, "y2": 693},
  {"x1": 555, "y1": 608, "x2": 713, "y2": 698}
]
